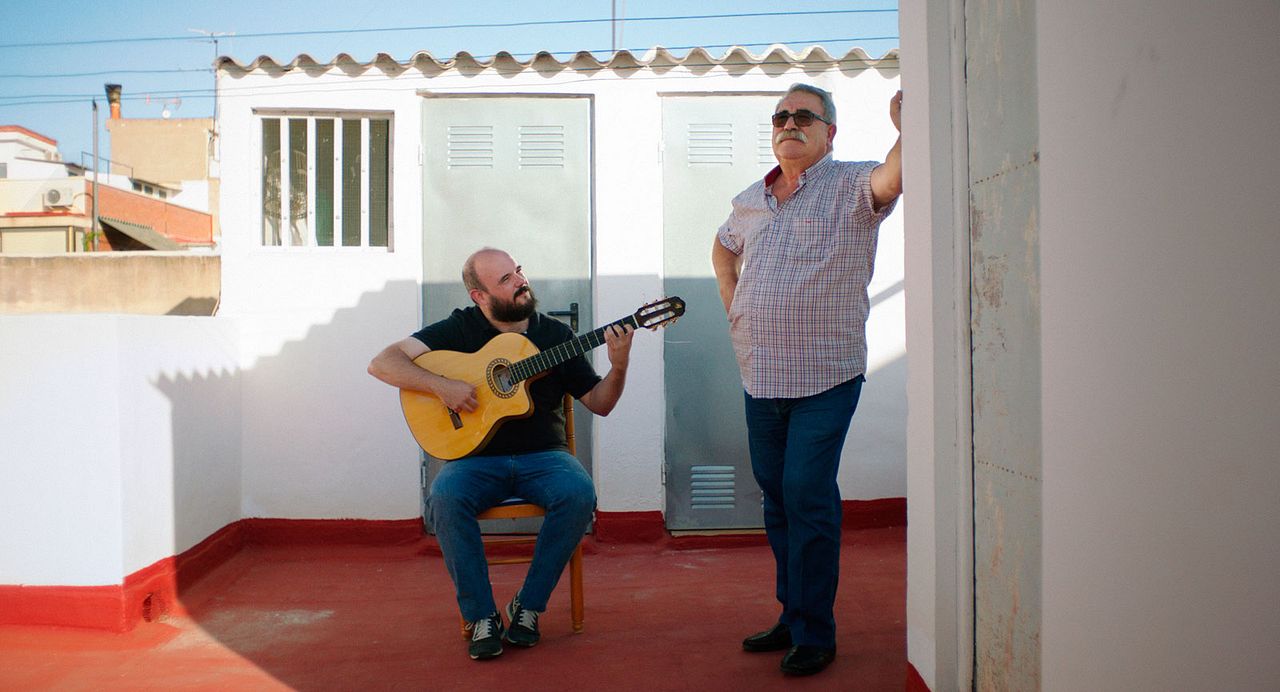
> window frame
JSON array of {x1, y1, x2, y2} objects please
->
[{"x1": 255, "y1": 108, "x2": 394, "y2": 251}]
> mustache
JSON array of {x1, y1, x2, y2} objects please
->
[
  {"x1": 775, "y1": 129, "x2": 808, "y2": 144},
  {"x1": 515, "y1": 286, "x2": 531, "y2": 297}
]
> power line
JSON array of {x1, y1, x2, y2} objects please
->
[
  {"x1": 0, "y1": 9, "x2": 897, "y2": 50},
  {"x1": 0, "y1": 67, "x2": 214, "y2": 79}
]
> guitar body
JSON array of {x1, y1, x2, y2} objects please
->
[
  {"x1": 399, "y1": 332, "x2": 543, "y2": 460},
  {"x1": 397, "y1": 296, "x2": 685, "y2": 461}
]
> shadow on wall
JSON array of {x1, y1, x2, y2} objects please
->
[
  {"x1": 154, "y1": 278, "x2": 426, "y2": 685},
  {"x1": 167, "y1": 297, "x2": 219, "y2": 316}
]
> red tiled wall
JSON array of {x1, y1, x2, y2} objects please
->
[{"x1": 96, "y1": 184, "x2": 213, "y2": 246}]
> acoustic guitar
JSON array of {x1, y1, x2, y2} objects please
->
[{"x1": 400, "y1": 296, "x2": 685, "y2": 460}]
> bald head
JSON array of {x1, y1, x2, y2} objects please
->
[
  {"x1": 462, "y1": 247, "x2": 509, "y2": 293},
  {"x1": 461, "y1": 247, "x2": 536, "y2": 322}
]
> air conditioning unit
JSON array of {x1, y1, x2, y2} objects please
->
[{"x1": 43, "y1": 185, "x2": 76, "y2": 208}]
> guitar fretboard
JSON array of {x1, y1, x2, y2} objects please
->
[{"x1": 508, "y1": 315, "x2": 640, "y2": 384}]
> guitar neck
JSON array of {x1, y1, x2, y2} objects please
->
[{"x1": 508, "y1": 315, "x2": 639, "y2": 384}]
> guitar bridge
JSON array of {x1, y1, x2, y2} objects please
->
[{"x1": 448, "y1": 408, "x2": 463, "y2": 430}]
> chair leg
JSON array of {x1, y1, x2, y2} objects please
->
[
  {"x1": 570, "y1": 542, "x2": 584, "y2": 633},
  {"x1": 460, "y1": 616, "x2": 469, "y2": 640}
]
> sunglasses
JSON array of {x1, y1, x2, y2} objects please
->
[{"x1": 771, "y1": 109, "x2": 831, "y2": 128}]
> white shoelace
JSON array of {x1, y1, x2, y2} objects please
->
[
  {"x1": 512, "y1": 606, "x2": 538, "y2": 630},
  {"x1": 472, "y1": 616, "x2": 497, "y2": 641}
]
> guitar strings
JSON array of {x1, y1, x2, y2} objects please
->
[
  {"x1": 436, "y1": 300, "x2": 678, "y2": 396},
  {"x1": 509, "y1": 316, "x2": 639, "y2": 384}
]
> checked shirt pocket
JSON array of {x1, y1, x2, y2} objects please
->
[{"x1": 784, "y1": 218, "x2": 837, "y2": 261}]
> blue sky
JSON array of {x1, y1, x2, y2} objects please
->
[{"x1": 0, "y1": 1, "x2": 897, "y2": 163}]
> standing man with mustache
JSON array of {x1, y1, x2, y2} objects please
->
[
  {"x1": 711, "y1": 83, "x2": 902, "y2": 677},
  {"x1": 369, "y1": 247, "x2": 634, "y2": 661}
]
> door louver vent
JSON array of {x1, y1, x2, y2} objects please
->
[
  {"x1": 687, "y1": 123, "x2": 733, "y2": 165},
  {"x1": 757, "y1": 123, "x2": 775, "y2": 164},
  {"x1": 519, "y1": 125, "x2": 566, "y2": 168},
  {"x1": 690, "y1": 464, "x2": 736, "y2": 510},
  {"x1": 447, "y1": 126, "x2": 494, "y2": 168}
]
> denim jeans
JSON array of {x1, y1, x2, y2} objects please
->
[
  {"x1": 743, "y1": 376, "x2": 864, "y2": 649},
  {"x1": 427, "y1": 450, "x2": 595, "y2": 622}
]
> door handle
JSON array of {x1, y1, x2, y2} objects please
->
[{"x1": 547, "y1": 302, "x2": 579, "y2": 332}]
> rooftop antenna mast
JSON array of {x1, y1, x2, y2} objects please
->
[
  {"x1": 187, "y1": 29, "x2": 234, "y2": 123},
  {"x1": 611, "y1": 1, "x2": 626, "y2": 55},
  {"x1": 188, "y1": 28, "x2": 234, "y2": 181}
]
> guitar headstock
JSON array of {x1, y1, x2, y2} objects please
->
[{"x1": 633, "y1": 296, "x2": 686, "y2": 330}]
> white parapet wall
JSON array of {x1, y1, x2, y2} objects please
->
[{"x1": 0, "y1": 315, "x2": 241, "y2": 586}]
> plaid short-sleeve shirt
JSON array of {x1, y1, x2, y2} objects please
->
[{"x1": 717, "y1": 155, "x2": 896, "y2": 399}]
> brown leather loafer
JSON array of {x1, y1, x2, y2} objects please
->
[
  {"x1": 742, "y1": 622, "x2": 792, "y2": 652},
  {"x1": 780, "y1": 645, "x2": 836, "y2": 676}
]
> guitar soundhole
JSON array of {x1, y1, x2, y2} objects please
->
[{"x1": 487, "y1": 360, "x2": 517, "y2": 399}]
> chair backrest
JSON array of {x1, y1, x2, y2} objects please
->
[{"x1": 563, "y1": 393, "x2": 575, "y2": 456}]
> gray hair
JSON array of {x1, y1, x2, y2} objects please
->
[{"x1": 780, "y1": 83, "x2": 837, "y2": 125}]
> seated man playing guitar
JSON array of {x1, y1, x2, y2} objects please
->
[{"x1": 367, "y1": 247, "x2": 634, "y2": 661}]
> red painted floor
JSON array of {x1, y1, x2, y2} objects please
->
[{"x1": 0, "y1": 527, "x2": 905, "y2": 691}]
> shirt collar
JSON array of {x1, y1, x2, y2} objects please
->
[{"x1": 763, "y1": 153, "x2": 834, "y2": 188}]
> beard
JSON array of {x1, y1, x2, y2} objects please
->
[{"x1": 488, "y1": 285, "x2": 538, "y2": 322}]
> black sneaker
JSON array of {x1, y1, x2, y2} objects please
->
[
  {"x1": 467, "y1": 612, "x2": 505, "y2": 660},
  {"x1": 503, "y1": 595, "x2": 541, "y2": 647}
]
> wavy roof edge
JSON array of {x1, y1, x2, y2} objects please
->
[{"x1": 215, "y1": 44, "x2": 900, "y2": 74}]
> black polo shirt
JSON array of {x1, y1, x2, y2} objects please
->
[{"x1": 409, "y1": 306, "x2": 602, "y2": 457}]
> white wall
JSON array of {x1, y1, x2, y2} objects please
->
[
  {"x1": 0, "y1": 315, "x2": 240, "y2": 585},
  {"x1": 1038, "y1": 2, "x2": 1280, "y2": 689},
  {"x1": 903, "y1": 1, "x2": 1280, "y2": 689},
  {"x1": 591, "y1": 80, "x2": 667, "y2": 511},
  {"x1": 216, "y1": 50, "x2": 905, "y2": 518},
  {"x1": 0, "y1": 316, "x2": 124, "y2": 585},
  {"x1": 0, "y1": 131, "x2": 67, "y2": 180},
  {"x1": 901, "y1": 1, "x2": 971, "y2": 689},
  {"x1": 117, "y1": 318, "x2": 242, "y2": 573}
]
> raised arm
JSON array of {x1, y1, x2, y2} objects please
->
[
  {"x1": 870, "y1": 90, "x2": 903, "y2": 211},
  {"x1": 367, "y1": 337, "x2": 478, "y2": 412},
  {"x1": 577, "y1": 323, "x2": 634, "y2": 416}
]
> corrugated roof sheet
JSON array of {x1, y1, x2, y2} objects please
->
[
  {"x1": 100, "y1": 216, "x2": 183, "y2": 251},
  {"x1": 215, "y1": 45, "x2": 899, "y2": 76}
]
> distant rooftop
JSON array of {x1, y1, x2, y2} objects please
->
[{"x1": 0, "y1": 125, "x2": 58, "y2": 148}]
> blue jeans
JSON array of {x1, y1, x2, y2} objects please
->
[
  {"x1": 427, "y1": 450, "x2": 595, "y2": 622},
  {"x1": 743, "y1": 376, "x2": 864, "y2": 649}
]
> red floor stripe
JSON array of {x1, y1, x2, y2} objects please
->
[
  {"x1": 1, "y1": 501, "x2": 904, "y2": 632},
  {"x1": 843, "y1": 497, "x2": 908, "y2": 529}
]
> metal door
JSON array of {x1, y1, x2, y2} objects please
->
[
  {"x1": 661, "y1": 93, "x2": 781, "y2": 529},
  {"x1": 419, "y1": 95, "x2": 593, "y2": 532}
]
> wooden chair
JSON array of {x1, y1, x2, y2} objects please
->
[{"x1": 458, "y1": 394, "x2": 585, "y2": 638}]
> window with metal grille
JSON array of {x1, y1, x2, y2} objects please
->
[{"x1": 259, "y1": 112, "x2": 392, "y2": 248}]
